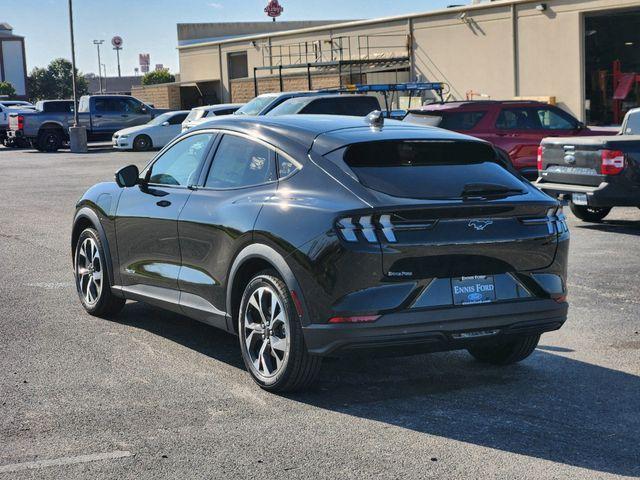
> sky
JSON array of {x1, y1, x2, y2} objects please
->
[{"x1": 3, "y1": 0, "x2": 452, "y2": 77}]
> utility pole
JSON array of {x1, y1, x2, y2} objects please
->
[
  {"x1": 93, "y1": 40, "x2": 104, "y2": 93},
  {"x1": 67, "y1": 0, "x2": 87, "y2": 152}
]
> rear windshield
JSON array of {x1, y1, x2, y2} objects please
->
[{"x1": 340, "y1": 140, "x2": 525, "y2": 200}]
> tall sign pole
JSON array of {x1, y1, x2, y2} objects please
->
[
  {"x1": 112, "y1": 36, "x2": 123, "y2": 78},
  {"x1": 93, "y1": 40, "x2": 104, "y2": 93}
]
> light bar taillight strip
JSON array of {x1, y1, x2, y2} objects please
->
[
  {"x1": 519, "y1": 206, "x2": 568, "y2": 234},
  {"x1": 336, "y1": 214, "x2": 435, "y2": 244}
]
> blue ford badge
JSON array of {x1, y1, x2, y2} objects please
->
[{"x1": 468, "y1": 292, "x2": 484, "y2": 302}]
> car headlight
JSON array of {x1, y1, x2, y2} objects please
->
[{"x1": 119, "y1": 135, "x2": 129, "y2": 139}]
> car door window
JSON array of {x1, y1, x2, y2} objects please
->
[
  {"x1": 148, "y1": 133, "x2": 214, "y2": 186},
  {"x1": 495, "y1": 108, "x2": 541, "y2": 130},
  {"x1": 205, "y1": 135, "x2": 275, "y2": 189},
  {"x1": 169, "y1": 113, "x2": 188, "y2": 125},
  {"x1": 440, "y1": 111, "x2": 486, "y2": 130},
  {"x1": 535, "y1": 107, "x2": 577, "y2": 130}
]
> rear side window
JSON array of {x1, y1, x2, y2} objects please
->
[
  {"x1": 205, "y1": 135, "x2": 276, "y2": 189},
  {"x1": 43, "y1": 102, "x2": 74, "y2": 113},
  {"x1": 339, "y1": 140, "x2": 524, "y2": 200},
  {"x1": 403, "y1": 111, "x2": 485, "y2": 130},
  {"x1": 302, "y1": 96, "x2": 380, "y2": 116},
  {"x1": 439, "y1": 111, "x2": 486, "y2": 130}
]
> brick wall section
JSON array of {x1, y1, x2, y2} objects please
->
[
  {"x1": 131, "y1": 84, "x2": 182, "y2": 109},
  {"x1": 230, "y1": 72, "x2": 358, "y2": 103}
]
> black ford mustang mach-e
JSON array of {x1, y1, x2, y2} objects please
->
[{"x1": 72, "y1": 113, "x2": 569, "y2": 392}]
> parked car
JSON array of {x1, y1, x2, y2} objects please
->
[
  {"x1": 7, "y1": 95, "x2": 167, "y2": 152},
  {"x1": 535, "y1": 107, "x2": 640, "y2": 222},
  {"x1": 404, "y1": 101, "x2": 609, "y2": 179},
  {"x1": 266, "y1": 94, "x2": 380, "y2": 117},
  {"x1": 1, "y1": 100, "x2": 34, "y2": 147},
  {"x1": 113, "y1": 111, "x2": 189, "y2": 151},
  {"x1": 181, "y1": 104, "x2": 242, "y2": 132},
  {"x1": 234, "y1": 91, "x2": 323, "y2": 116},
  {"x1": 72, "y1": 113, "x2": 569, "y2": 392}
]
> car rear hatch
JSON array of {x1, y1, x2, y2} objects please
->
[
  {"x1": 538, "y1": 135, "x2": 640, "y2": 186},
  {"x1": 328, "y1": 139, "x2": 562, "y2": 280}
]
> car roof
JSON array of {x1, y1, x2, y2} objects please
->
[
  {"x1": 192, "y1": 114, "x2": 483, "y2": 155},
  {"x1": 411, "y1": 100, "x2": 549, "y2": 112},
  {"x1": 196, "y1": 103, "x2": 243, "y2": 111}
]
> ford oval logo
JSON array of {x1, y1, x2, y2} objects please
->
[{"x1": 468, "y1": 292, "x2": 484, "y2": 302}]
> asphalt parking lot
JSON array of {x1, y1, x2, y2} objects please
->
[{"x1": 0, "y1": 145, "x2": 638, "y2": 479}]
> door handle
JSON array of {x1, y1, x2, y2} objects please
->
[
  {"x1": 156, "y1": 200, "x2": 171, "y2": 207},
  {"x1": 94, "y1": 114, "x2": 102, "y2": 118},
  {"x1": 121, "y1": 114, "x2": 129, "y2": 117}
]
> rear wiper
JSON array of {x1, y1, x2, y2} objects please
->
[{"x1": 460, "y1": 183, "x2": 525, "y2": 198}]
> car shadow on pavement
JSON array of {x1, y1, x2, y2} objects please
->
[
  {"x1": 115, "y1": 302, "x2": 640, "y2": 477},
  {"x1": 575, "y1": 220, "x2": 640, "y2": 237}
]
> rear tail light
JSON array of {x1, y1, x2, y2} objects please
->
[
  {"x1": 601, "y1": 149, "x2": 625, "y2": 175},
  {"x1": 537, "y1": 145, "x2": 543, "y2": 171},
  {"x1": 17, "y1": 115, "x2": 24, "y2": 131},
  {"x1": 519, "y1": 205, "x2": 567, "y2": 234},
  {"x1": 336, "y1": 214, "x2": 434, "y2": 244},
  {"x1": 328, "y1": 315, "x2": 380, "y2": 324}
]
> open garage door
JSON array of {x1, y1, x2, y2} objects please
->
[{"x1": 585, "y1": 9, "x2": 640, "y2": 125}]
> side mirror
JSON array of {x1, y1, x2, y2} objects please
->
[
  {"x1": 161, "y1": 121, "x2": 169, "y2": 127},
  {"x1": 115, "y1": 164, "x2": 140, "y2": 188},
  {"x1": 141, "y1": 105, "x2": 149, "y2": 114}
]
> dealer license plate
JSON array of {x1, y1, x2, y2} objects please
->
[{"x1": 452, "y1": 275, "x2": 496, "y2": 305}]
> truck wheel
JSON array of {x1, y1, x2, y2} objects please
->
[
  {"x1": 569, "y1": 202, "x2": 611, "y2": 222},
  {"x1": 133, "y1": 135, "x2": 152, "y2": 151},
  {"x1": 37, "y1": 129, "x2": 63, "y2": 152},
  {"x1": 468, "y1": 334, "x2": 540, "y2": 365}
]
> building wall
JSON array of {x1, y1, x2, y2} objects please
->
[
  {"x1": 0, "y1": 39, "x2": 27, "y2": 96},
  {"x1": 131, "y1": 83, "x2": 181, "y2": 109},
  {"x1": 230, "y1": 72, "x2": 344, "y2": 103},
  {"x1": 177, "y1": 0, "x2": 640, "y2": 120}
]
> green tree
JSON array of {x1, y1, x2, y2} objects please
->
[
  {"x1": 0, "y1": 81, "x2": 16, "y2": 98},
  {"x1": 26, "y1": 58, "x2": 88, "y2": 102},
  {"x1": 141, "y1": 70, "x2": 175, "y2": 86}
]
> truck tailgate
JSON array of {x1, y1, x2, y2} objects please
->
[{"x1": 538, "y1": 135, "x2": 640, "y2": 186}]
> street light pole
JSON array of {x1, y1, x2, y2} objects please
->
[
  {"x1": 93, "y1": 40, "x2": 104, "y2": 93},
  {"x1": 67, "y1": 0, "x2": 87, "y2": 152}
]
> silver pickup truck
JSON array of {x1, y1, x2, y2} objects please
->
[{"x1": 7, "y1": 95, "x2": 167, "y2": 152}]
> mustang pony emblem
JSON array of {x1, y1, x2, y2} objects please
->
[{"x1": 468, "y1": 219, "x2": 493, "y2": 231}]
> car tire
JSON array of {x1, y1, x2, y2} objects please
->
[
  {"x1": 37, "y1": 129, "x2": 63, "y2": 152},
  {"x1": 74, "y1": 228, "x2": 125, "y2": 318},
  {"x1": 133, "y1": 135, "x2": 152, "y2": 151},
  {"x1": 238, "y1": 270, "x2": 321, "y2": 392},
  {"x1": 467, "y1": 334, "x2": 540, "y2": 365},
  {"x1": 569, "y1": 202, "x2": 611, "y2": 222}
]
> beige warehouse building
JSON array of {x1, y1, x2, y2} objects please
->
[{"x1": 136, "y1": 0, "x2": 640, "y2": 124}]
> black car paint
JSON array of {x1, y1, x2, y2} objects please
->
[{"x1": 73, "y1": 115, "x2": 569, "y2": 356}]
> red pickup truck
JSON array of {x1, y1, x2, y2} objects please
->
[{"x1": 404, "y1": 100, "x2": 608, "y2": 179}]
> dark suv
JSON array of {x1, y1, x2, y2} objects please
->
[
  {"x1": 72, "y1": 114, "x2": 569, "y2": 392},
  {"x1": 404, "y1": 101, "x2": 607, "y2": 179}
]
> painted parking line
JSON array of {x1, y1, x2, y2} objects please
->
[{"x1": 0, "y1": 450, "x2": 133, "y2": 474}]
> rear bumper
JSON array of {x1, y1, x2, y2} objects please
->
[
  {"x1": 535, "y1": 179, "x2": 640, "y2": 207},
  {"x1": 302, "y1": 299, "x2": 567, "y2": 356}
]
